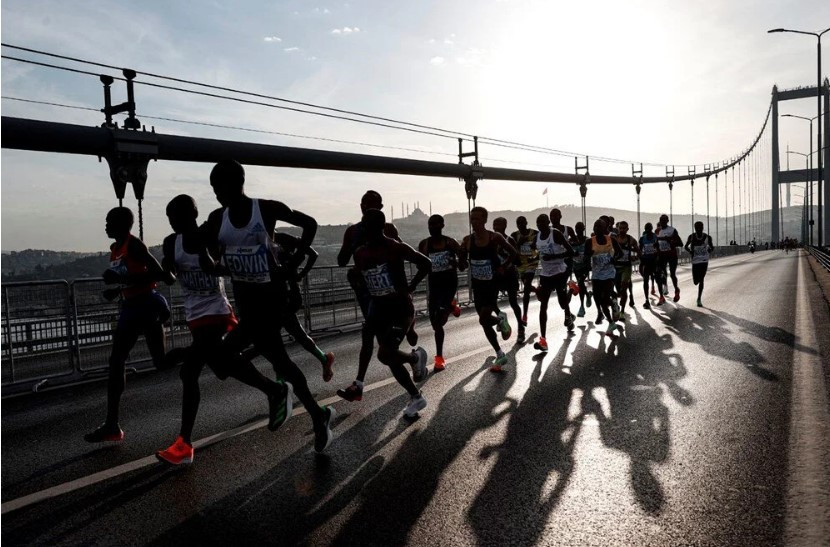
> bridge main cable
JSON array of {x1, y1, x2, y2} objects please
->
[{"x1": 1, "y1": 116, "x2": 764, "y2": 186}]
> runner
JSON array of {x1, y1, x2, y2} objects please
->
[
  {"x1": 571, "y1": 221, "x2": 592, "y2": 317},
  {"x1": 532, "y1": 214, "x2": 575, "y2": 352},
  {"x1": 550, "y1": 208, "x2": 579, "y2": 294},
  {"x1": 418, "y1": 214, "x2": 465, "y2": 371},
  {"x1": 272, "y1": 232, "x2": 335, "y2": 381},
  {"x1": 655, "y1": 214, "x2": 684, "y2": 304},
  {"x1": 336, "y1": 191, "x2": 411, "y2": 403},
  {"x1": 613, "y1": 220, "x2": 640, "y2": 321},
  {"x1": 204, "y1": 160, "x2": 335, "y2": 453},
  {"x1": 684, "y1": 221, "x2": 714, "y2": 307},
  {"x1": 638, "y1": 222, "x2": 659, "y2": 309},
  {"x1": 584, "y1": 218, "x2": 623, "y2": 337},
  {"x1": 156, "y1": 195, "x2": 289, "y2": 465},
  {"x1": 493, "y1": 217, "x2": 524, "y2": 342},
  {"x1": 355, "y1": 209, "x2": 431, "y2": 416},
  {"x1": 510, "y1": 216, "x2": 539, "y2": 330},
  {"x1": 84, "y1": 207, "x2": 174, "y2": 443},
  {"x1": 459, "y1": 206, "x2": 518, "y2": 373}
]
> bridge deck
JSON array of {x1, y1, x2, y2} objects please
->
[{"x1": 2, "y1": 251, "x2": 829, "y2": 546}]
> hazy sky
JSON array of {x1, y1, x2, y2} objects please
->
[{"x1": 1, "y1": 0, "x2": 828, "y2": 251}]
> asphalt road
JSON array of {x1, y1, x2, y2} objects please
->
[{"x1": 2, "y1": 250, "x2": 829, "y2": 546}]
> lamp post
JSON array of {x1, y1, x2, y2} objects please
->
[
  {"x1": 769, "y1": 27, "x2": 829, "y2": 246},
  {"x1": 782, "y1": 114, "x2": 818, "y2": 244},
  {"x1": 787, "y1": 149, "x2": 812, "y2": 244}
]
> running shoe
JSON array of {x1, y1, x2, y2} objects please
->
[
  {"x1": 156, "y1": 436, "x2": 194, "y2": 466},
  {"x1": 657, "y1": 295, "x2": 666, "y2": 306},
  {"x1": 663, "y1": 286, "x2": 669, "y2": 296},
  {"x1": 533, "y1": 337, "x2": 548, "y2": 352},
  {"x1": 565, "y1": 313, "x2": 575, "y2": 331},
  {"x1": 490, "y1": 353, "x2": 509, "y2": 373},
  {"x1": 673, "y1": 288, "x2": 681, "y2": 303},
  {"x1": 618, "y1": 313, "x2": 626, "y2": 323},
  {"x1": 497, "y1": 311, "x2": 512, "y2": 340},
  {"x1": 84, "y1": 423, "x2": 124, "y2": 443},
  {"x1": 268, "y1": 382, "x2": 294, "y2": 431},
  {"x1": 651, "y1": 287, "x2": 658, "y2": 296},
  {"x1": 337, "y1": 381, "x2": 363, "y2": 402},
  {"x1": 567, "y1": 280, "x2": 580, "y2": 296},
  {"x1": 322, "y1": 352, "x2": 335, "y2": 383},
  {"x1": 643, "y1": 301, "x2": 651, "y2": 310},
  {"x1": 577, "y1": 305, "x2": 586, "y2": 318},
  {"x1": 586, "y1": 290, "x2": 593, "y2": 308},
  {"x1": 411, "y1": 346, "x2": 429, "y2": 382},
  {"x1": 314, "y1": 406, "x2": 336, "y2": 453},
  {"x1": 604, "y1": 321, "x2": 618, "y2": 337},
  {"x1": 596, "y1": 314, "x2": 604, "y2": 325},
  {"x1": 404, "y1": 392, "x2": 428, "y2": 417},
  {"x1": 451, "y1": 299, "x2": 462, "y2": 318},
  {"x1": 517, "y1": 325, "x2": 526, "y2": 344},
  {"x1": 629, "y1": 295, "x2": 635, "y2": 307},
  {"x1": 697, "y1": 298, "x2": 703, "y2": 308},
  {"x1": 433, "y1": 355, "x2": 446, "y2": 372},
  {"x1": 520, "y1": 314, "x2": 528, "y2": 328}
]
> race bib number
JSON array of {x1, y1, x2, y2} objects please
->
[
  {"x1": 470, "y1": 259, "x2": 494, "y2": 281},
  {"x1": 362, "y1": 263, "x2": 396, "y2": 296},
  {"x1": 223, "y1": 245, "x2": 270, "y2": 283},
  {"x1": 592, "y1": 253, "x2": 612, "y2": 269},
  {"x1": 619, "y1": 249, "x2": 631, "y2": 262},
  {"x1": 642, "y1": 242, "x2": 656, "y2": 255},
  {"x1": 658, "y1": 239, "x2": 672, "y2": 252},
  {"x1": 520, "y1": 242, "x2": 533, "y2": 256},
  {"x1": 573, "y1": 254, "x2": 584, "y2": 264},
  {"x1": 179, "y1": 268, "x2": 221, "y2": 296},
  {"x1": 429, "y1": 251, "x2": 452, "y2": 273},
  {"x1": 694, "y1": 246, "x2": 709, "y2": 259}
]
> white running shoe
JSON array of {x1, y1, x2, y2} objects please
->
[{"x1": 411, "y1": 346, "x2": 428, "y2": 382}]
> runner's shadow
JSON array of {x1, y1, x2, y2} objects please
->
[
  {"x1": 317, "y1": 343, "x2": 524, "y2": 546},
  {"x1": 715, "y1": 309, "x2": 817, "y2": 356}
]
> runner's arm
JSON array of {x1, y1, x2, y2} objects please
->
[
  {"x1": 684, "y1": 235, "x2": 693, "y2": 254},
  {"x1": 401, "y1": 243, "x2": 432, "y2": 293},
  {"x1": 494, "y1": 233, "x2": 519, "y2": 262},
  {"x1": 449, "y1": 238, "x2": 468, "y2": 271},
  {"x1": 161, "y1": 234, "x2": 178, "y2": 278},
  {"x1": 707, "y1": 235, "x2": 714, "y2": 253},
  {"x1": 297, "y1": 247, "x2": 318, "y2": 280},
  {"x1": 610, "y1": 238, "x2": 623, "y2": 260},
  {"x1": 553, "y1": 230, "x2": 575, "y2": 258},
  {"x1": 265, "y1": 200, "x2": 318, "y2": 270},
  {"x1": 457, "y1": 236, "x2": 469, "y2": 271},
  {"x1": 583, "y1": 238, "x2": 594, "y2": 259},
  {"x1": 337, "y1": 225, "x2": 355, "y2": 267}
]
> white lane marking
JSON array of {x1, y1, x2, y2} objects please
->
[
  {"x1": 784, "y1": 256, "x2": 830, "y2": 545},
  {"x1": 1, "y1": 345, "x2": 493, "y2": 515}
]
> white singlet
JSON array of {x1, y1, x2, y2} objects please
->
[
  {"x1": 175, "y1": 235, "x2": 233, "y2": 322},
  {"x1": 217, "y1": 199, "x2": 281, "y2": 284},
  {"x1": 537, "y1": 230, "x2": 566, "y2": 277}
]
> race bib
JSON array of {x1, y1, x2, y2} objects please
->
[
  {"x1": 429, "y1": 251, "x2": 452, "y2": 273},
  {"x1": 179, "y1": 268, "x2": 221, "y2": 296},
  {"x1": 658, "y1": 239, "x2": 672, "y2": 252},
  {"x1": 592, "y1": 254, "x2": 612, "y2": 269},
  {"x1": 520, "y1": 242, "x2": 533, "y2": 256},
  {"x1": 573, "y1": 254, "x2": 585, "y2": 264},
  {"x1": 642, "y1": 242, "x2": 656, "y2": 255},
  {"x1": 362, "y1": 263, "x2": 396, "y2": 296},
  {"x1": 470, "y1": 259, "x2": 494, "y2": 281},
  {"x1": 619, "y1": 249, "x2": 631, "y2": 263},
  {"x1": 223, "y1": 245, "x2": 271, "y2": 283}
]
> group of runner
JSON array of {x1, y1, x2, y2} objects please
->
[{"x1": 86, "y1": 160, "x2": 715, "y2": 464}]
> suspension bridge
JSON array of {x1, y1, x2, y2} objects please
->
[{"x1": 2, "y1": 43, "x2": 830, "y2": 546}]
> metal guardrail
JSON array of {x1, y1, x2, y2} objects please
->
[
  {"x1": 1, "y1": 246, "x2": 751, "y2": 393},
  {"x1": 806, "y1": 245, "x2": 830, "y2": 272}
]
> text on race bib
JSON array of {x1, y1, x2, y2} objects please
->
[
  {"x1": 429, "y1": 251, "x2": 452, "y2": 273},
  {"x1": 470, "y1": 259, "x2": 494, "y2": 281},
  {"x1": 520, "y1": 243, "x2": 533, "y2": 256},
  {"x1": 658, "y1": 240, "x2": 672, "y2": 252},
  {"x1": 179, "y1": 268, "x2": 221, "y2": 296},
  {"x1": 362, "y1": 263, "x2": 396, "y2": 296},
  {"x1": 223, "y1": 245, "x2": 271, "y2": 283}
]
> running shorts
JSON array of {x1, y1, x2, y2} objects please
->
[
  {"x1": 495, "y1": 267, "x2": 519, "y2": 294},
  {"x1": 117, "y1": 290, "x2": 170, "y2": 330},
  {"x1": 472, "y1": 280, "x2": 499, "y2": 311},
  {"x1": 428, "y1": 272, "x2": 458, "y2": 315},
  {"x1": 692, "y1": 262, "x2": 708, "y2": 285},
  {"x1": 367, "y1": 295, "x2": 415, "y2": 348}
]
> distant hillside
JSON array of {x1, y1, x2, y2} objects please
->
[{"x1": 2, "y1": 204, "x2": 805, "y2": 282}]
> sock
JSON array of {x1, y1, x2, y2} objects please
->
[
  {"x1": 355, "y1": 379, "x2": 364, "y2": 388},
  {"x1": 313, "y1": 347, "x2": 326, "y2": 364}
]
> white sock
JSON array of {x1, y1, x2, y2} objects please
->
[{"x1": 355, "y1": 379, "x2": 364, "y2": 388}]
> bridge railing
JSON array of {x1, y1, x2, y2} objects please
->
[{"x1": 1, "y1": 246, "x2": 750, "y2": 393}]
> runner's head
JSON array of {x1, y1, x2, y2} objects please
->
[
  {"x1": 105, "y1": 207, "x2": 134, "y2": 239},
  {"x1": 608, "y1": 216, "x2": 615, "y2": 229},
  {"x1": 492, "y1": 217, "x2": 507, "y2": 235},
  {"x1": 575, "y1": 221, "x2": 585, "y2": 235},
  {"x1": 593, "y1": 218, "x2": 607, "y2": 236},
  {"x1": 618, "y1": 220, "x2": 629, "y2": 236},
  {"x1": 428, "y1": 214, "x2": 444, "y2": 237},
  {"x1": 536, "y1": 213, "x2": 550, "y2": 232},
  {"x1": 659, "y1": 214, "x2": 669, "y2": 227},
  {"x1": 550, "y1": 208, "x2": 562, "y2": 225},
  {"x1": 516, "y1": 215, "x2": 528, "y2": 232},
  {"x1": 360, "y1": 190, "x2": 383, "y2": 213},
  {"x1": 166, "y1": 194, "x2": 198, "y2": 234},
  {"x1": 644, "y1": 222, "x2": 653, "y2": 234},
  {"x1": 361, "y1": 208, "x2": 386, "y2": 242},
  {"x1": 694, "y1": 220, "x2": 704, "y2": 234},
  {"x1": 210, "y1": 160, "x2": 245, "y2": 206},
  {"x1": 470, "y1": 206, "x2": 488, "y2": 232}
]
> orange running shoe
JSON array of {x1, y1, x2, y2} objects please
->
[
  {"x1": 568, "y1": 280, "x2": 579, "y2": 295},
  {"x1": 156, "y1": 436, "x2": 194, "y2": 465},
  {"x1": 434, "y1": 356, "x2": 446, "y2": 371},
  {"x1": 533, "y1": 337, "x2": 548, "y2": 352},
  {"x1": 451, "y1": 299, "x2": 461, "y2": 318}
]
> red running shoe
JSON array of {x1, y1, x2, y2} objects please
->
[
  {"x1": 84, "y1": 423, "x2": 124, "y2": 443},
  {"x1": 337, "y1": 381, "x2": 363, "y2": 402},
  {"x1": 673, "y1": 288, "x2": 680, "y2": 303},
  {"x1": 156, "y1": 436, "x2": 194, "y2": 466},
  {"x1": 322, "y1": 352, "x2": 335, "y2": 382},
  {"x1": 434, "y1": 356, "x2": 446, "y2": 372},
  {"x1": 451, "y1": 299, "x2": 461, "y2": 318},
  {"x1": 568, "y1": 280, "x2": 579, "y2": 295}
]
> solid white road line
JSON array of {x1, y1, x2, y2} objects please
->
[
  {"x1": 784, "y1": 255, "x2": 830, "y2": 545},
  {"x1": 1, "y1": 345, "x2": 493, "y2": 515}
]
